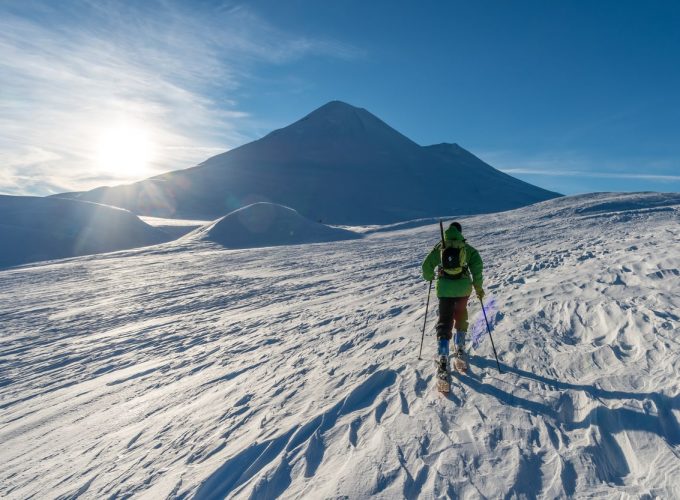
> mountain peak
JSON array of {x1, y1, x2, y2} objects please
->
[
  {"x1": 301, "y1": 100, "x2": 371, "y2": 122},
  {"x1": 425, "y1": 142, "x2": 464, "y2": 151},
  {"x1": 315, "y1": 100, "x2": 361, "y2": 112},
  {"x1": 262, "y1": 100, "x2": 420, "y2": 154}
]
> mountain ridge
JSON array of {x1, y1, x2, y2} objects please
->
[{"x1": 56, "y1": 101, "x2": 561, "y2": 224}]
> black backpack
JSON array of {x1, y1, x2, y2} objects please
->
[{"x1": 440, "y1": 239, "x2": 467, "y2": 276}]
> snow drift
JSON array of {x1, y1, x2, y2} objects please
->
[
  {"x1": 1, "y1": 192, "x2": 679, "y2": 498},
  {"x1": 0, "y1": 195, "x2": 170, "y2": 268},
  {"x1": 186, "y1": 202, "x2": 358, "y2": 248}
]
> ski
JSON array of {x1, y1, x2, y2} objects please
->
[
  {"x1": 453, "y1": 354, "x2": 468, "y2": 375},
  {"x1": 452, "y1": 354, "x2": 468, "y2": 374},
  {"x1": 435, "y1": 356, "x2": 450, "y2": 393},
  {"x1": 451, "y1": 345, "x2": 469, "y2": 374}
]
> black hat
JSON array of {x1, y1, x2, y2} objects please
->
[{"x1": 449, "y1": 221, "x2": 462, "y2": 232}]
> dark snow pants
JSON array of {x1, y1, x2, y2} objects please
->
[{"x1": 436, "y1": 296, "x2": 469, "y2": 340}]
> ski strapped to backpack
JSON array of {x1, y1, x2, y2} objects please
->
[{"x1": 439, "y1": 220, "x2": 468, "y2": 278}]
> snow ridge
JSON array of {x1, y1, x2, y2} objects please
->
[{"x1": 0, "y1": 195, "x2": 170, "y2": 268}]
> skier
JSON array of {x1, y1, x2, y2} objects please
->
[{"x1": 421, "y1": 221, "x2": 484, "y2": 377}]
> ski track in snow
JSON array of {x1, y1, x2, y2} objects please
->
[{"x1": 1, "y1": 193, "x2": 679, "y2": 499}]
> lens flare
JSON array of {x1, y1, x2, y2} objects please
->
[{"x1": 470, "y1": 296, "x2": 499, "y2": 350}]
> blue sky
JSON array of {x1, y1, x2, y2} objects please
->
[{"x1": 1, "y1": 0, "x2": 679, "y2": 196}]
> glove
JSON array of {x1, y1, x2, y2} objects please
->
[{"x1": 474, "y1": 285, "x2": 485, "y2": 300}]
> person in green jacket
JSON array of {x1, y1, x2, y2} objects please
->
[{"x1": 421, "y1": 221, "x2": 484, "y2": 370}]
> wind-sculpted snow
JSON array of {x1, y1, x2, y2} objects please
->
[{"x1": 1, "y1": 192, "x2": 679, "y2": 498}]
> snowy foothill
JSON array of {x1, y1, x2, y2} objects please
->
[
  {"x1": 0, "y1": 195, "x2": 171, "y2": 268},
  {"x1": 1, "y1": 192, "x2": 679, "y2": 498},
  {"x1": 184, "y1": 202, "x2": 359, "y2": 249}
]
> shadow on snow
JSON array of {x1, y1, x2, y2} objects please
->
[{"x1": 465, "y1": 355, "x2": 680, "y2": 488}]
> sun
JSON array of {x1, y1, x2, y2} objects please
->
[{"x1": 96, "y1": 124, "x2": 155, "y2": 178}]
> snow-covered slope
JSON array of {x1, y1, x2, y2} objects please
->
[
  {"x1": 1, "y1": 192, "x2": 679, "y2": 498},
  {"x1": 185, "y1": 202, "x2": 358, "y2": 248},
  {"x1": 0, "y1": 195, "x2": 171, "y2": 268},
  {"x1": 140, "y1": 216, "x2": 211, "y2": 239},
  {"x1": 56, "y1": 101, "x2": 560, "y2": 224}
]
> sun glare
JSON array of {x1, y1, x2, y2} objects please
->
[{"x1": 96, "y1": 124, "x2": 155, "y2": 178}]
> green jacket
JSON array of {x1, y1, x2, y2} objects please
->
[{"x1": 421, "y1": 225, "x2": 483, "y2": 298}]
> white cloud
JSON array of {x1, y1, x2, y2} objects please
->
[
  {"x1": 0, "y1": 1, "x2": 361, "y2": 195},
  {"x1": 477, "y1": 150, "x2": 680, "y2": 183},
  {"x1": 502, "y1": 169, "x2": 680, "y2": 182}
]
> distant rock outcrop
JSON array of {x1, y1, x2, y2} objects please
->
[
  {"x1": 57, "y1": 101, "x2": 561, "y2": 224},
  {"x1": 0, "y1": 195, "x2": 170, "y2": 268},
  {"x1": 187, "y1": 202, "x2": 357, "y2": 249}
]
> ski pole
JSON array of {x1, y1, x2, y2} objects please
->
[
  {"x1": 480, "y1": 298, "x2": 502, "y2": 373},
  {"x1": 418, "y1": 280, "x2": 433, "y2": 360}
]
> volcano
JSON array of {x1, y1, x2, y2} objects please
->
[{"x1": 58, "y1": 101, "x2": 560, "y2": 224}]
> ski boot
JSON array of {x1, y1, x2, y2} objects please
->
[{"x1": 452, "y1": 331, "x2": 468, "y2": 374}]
